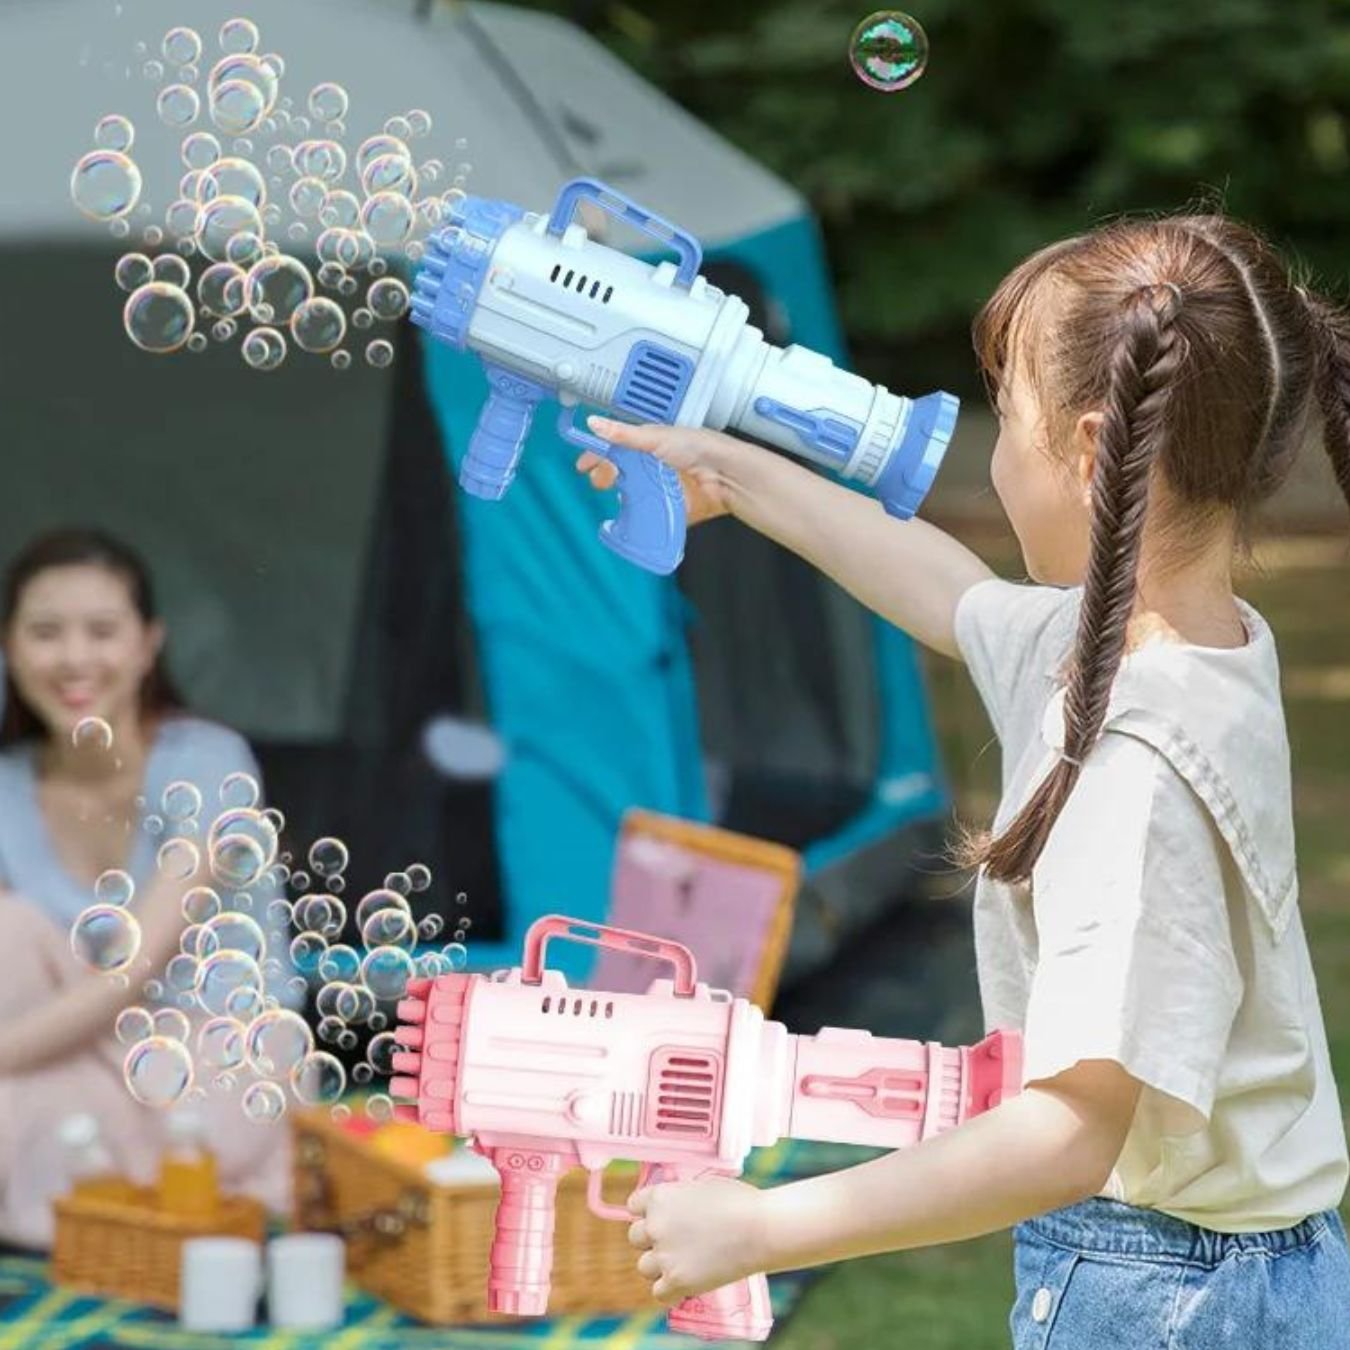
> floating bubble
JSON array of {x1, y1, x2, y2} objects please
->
[
  {"x1": 157, "y1": 837, "x2": 200, "y2": 881},
  {"x1": 367, "y1": 1031, "x2": 398, "y2": 1075},
  {"x1": 355, "y1": 134, "x2": 409, "y2": 180},
  {"x1": 210, "y1": 78, "x2": 268, "y2": 136},
  {"x1": 200, "y1": 156, "x2": 266, "y2": 207},
  {"x1": 261, "y1": 52, "x2": 285, "y2": 78},
  {"x1": 293, "y1": 139, "x2": 346, "y2": 183},
  {"x1": 164, "y1": 197, "x2": 200, "y2": 238},
  {"x1": 368, "y1": 257, "x2": 388, "y2": 280},
  {"x1": 266, "y1": 898, "x2": 293, "y2": 927},
  {"x1": 293, "y1": 894, "x2": 345, "y2": 938},
  {"x1": 315, "y1": 982, "x2": 347, "y2": 1021},
  {"x1": 142, "y1": 59, "x2": 165, "y2": 80},
  {"x1": 367, "y1": 277, "x2": 409, "y2": 321},
  {"x1": 198, "y1": 910, "x2": 266, "y2": 963},
  {"x1": 123, "y1": 282, "x2": 193, "y2": 354},
  {"x1": 361, "y1": 906, "x2": 416, "y2": 952},
  {"x1": 331, "y1": 350, "x2": 351, "y2": 370},
  {"x1": 308, "y1": 837, "x2": 349, "y2": 878},
  {"x1": 211, "y1": 318, "x2": 235, "y2": 342},
  {"x1": 266, "y1": 144, "x2": 293, "y2": 176},
  {"x1": 113, "y1": 253, "x2": 152, "y2": 293},
  {"x1": 360, "y1": 193, "x2": 413, "y2": 247},
  {"x1": 196, "y1": 195, "x2": 263, "y2": 262},
  {"x1": 361, "y1": 946, "x2": 415, "y2": 1001},
  {"x1": 95, "y1": 114, "x2": 135, "y2": 152},
  {"x1": 246, "y1": 1007, "x2": 313, "y2": 1077},
  {"x1": 319, "y1": 190, "x2": 360, "y2": 230},
  {"x1": 153, "y1": 1006, "x2": 191, "y2": 1041},
  {"x1": 162, "y1": 780, "x2": 203, "y2": 822},
  {"x1": 848, "y1": 10, "x2": 928, "y2": 92},
  {"x1": 289, "y1": 931, "x2": 327, "y2": 976},
  {"x1": 291, "y1": 1050, "x2": 346, "y2": 1106},
  {"x1": 225, "y1": 983, "x2": 264, "y2": 1021},
  {"x1": 365, "y1": 1093, "x2": 394, "y2": 1123},
  {"x1": 416, "y1": 951, "x2": 450, "y2": 978},
  {"x1": 224, "y1": 230, "x2": 264, "y2": 269},
  {"x1": 361, "y1": 152, "x2": 416, "y2": 199},
  {"x1": 182, "y1": 131, "x2": 221, "y2": 170},
  {"x1": 316, "y1": 1016, "x2": 343, "y2": 1043},
  {"x1": 142, "y1": 225, "x2": 164, "y2": 248},
  {"x1": 94, "y1": 868, "x2": 135, "y2": 908},
  {"x1": 71, "y1": 904, "x2": 141, "y2": 972},
  {"x1": 352, "y1": 1062, "x2": 373, "y2": 1085},
  {"x1": 241, "y1": 323, "x2": 287, "y2": 372},
  {"x1": 318, "y1": 943, "x2": 360, "y2": 983},
  {"x1": 233, "y1": 137, "x2": 254, "y2": 156},
  {"x1": 407, "y1": 109, "x2": 432, "y2": 138},
  {"x1": 366, "y1": 340, "x2": 394, "y2": 369},
  {"x1": 333, "y1": 984, "x2": 373, "y2": 1025},
  {"x1": 164, "y1": 952, "x2": 199, "y2": 995},
  {"x1": 417, "y1": 915, "x2": 443, "y2": 940},
  {"x1": 197, "y1": 1015, "x2": 245, "y2": 1069},
  {"x1": 124, "y1": 1036, "x2": 193, "y2": 1107},
  {"x1": 355, "y1": 888, "x2": 409, "y2": 933},
  {"x1": 308, "y1": 82, "x2": 348, "y2": 123},
  {"x1": 243, "y1": 1080, "x2": 286, "y2": 1123},
  {"x1": 416, "y1": 196, "x2": 444, "y2": 229},
  {"x1": 405, "y1": 241, "x2": 425, "y2": 263},
  {"x1": 443, "y1": 942, "x2": 468, "y2": 972},
  {"x1": 352, "y1": 308, "x2": 373, "y2": 330},
  {"x1": 289, "y1": 870, "x2": 312, "y2": 892},
  {"x1": 336, "y1": 1028, "x2": 357, "y2": 1051},
  {"x1": 384, "y1": 115, "x2": 412, "y2": 140},
  {"x1": 286, "y1": 178, "x2": 324, "y2": 221},
  {"x1": 115, "y1": 1006, "x2": 154, "y2": 1045},
  {"x1": 195, "y1": 948, "x2": 262, "y2": 1015},
  {"x1": 157, "y1": 83, "x2": 199, "y2": 128},
  {"x1": 219, "y1": 18, "x2": 260, "y2": 55},
  {"x1": 208, "y1": 808, "x2": 277, "y2": 886},
  {"x1": 71, "y1": 150, "x2": 142, "y2": 221},
  {"x1": 151, "y1": 253, "x2": 190, "y2": 290},
  {"x1": 406, "y1": 863, "x2": 432, "y2": 892},
  {"x1": 163, "y1": 26, "x2": 202, "y2": 66},
  {"x1": 181, "y1": 884, "x2": 221, "y2": 924}
]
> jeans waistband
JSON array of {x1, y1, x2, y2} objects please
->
[{"x1": 1019, "y1": 1198, "x2": 1341, "y2": 1267}]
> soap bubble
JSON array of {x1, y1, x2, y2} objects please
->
[
  {"x1": 308, "y1": 838, "x2": 349, "y2": 878},
  {"x1": 123, "y1": 283, "x2": 193, "y2": 354},
  {"x1": 308, "y1": 83, "x2": 348, "y2": 122},
  {"x1": 406, "y1": 863, "x2": 432, "y2": 892},
  {"x1": 219, "y1": 18, "x2": 261, "y2": 55},
  {"x1": 165, "y1": 198, "x2": 201, "y2": 238},
  {"x1": 182, "y1": 131, "x2": 221, "y2": 170},
  {"x1": 163, "y1": 26, "x2": 202, "y2": 66},
  {"x1": 124, "y1": 1036, "x2": 193, "y2": 1107},
  {"x1": 366, "y1": 340, "x2": 394, "y2": 368},
  {"x1": 241, "y1": 327, "x2": 286, "y2": 372},
  {"x1": 181, "y1": 885, "x2": 221, "y2": 924},
  {"x1": 200, "y1": 156, "x2": 266, "y2": 207},
  {"x1": 115, "y1": 1006, "x2": 153, "y2": 1045},
  {"x1": 242, "y1": 1080, "x2": 286, "y2": 1123},
  {"x1": 157, "y1": 837, "x2": 200, "y2": 881},
  {"x1": 360, "y1": 193, "x2": 415, "y2": 248},
  {"x1": 196, "y1": 195, "x2": 263, "y2": 263},
  {"x1": 355, "y1": 134, "x2": 409, "y2": 180},
  {"x1": 848, "y1": 10, "x2": 928, "y2": 92},
  {"x1": 71, "y1": 904, "x2": 141, "y2": 972},
  {"x1": 162, "y1": 780, "x2": 203, "y2": 822},
  {"x1": 246, "y1": 1008, "x2": 313, "y2": 1077},
  {"x1": 354, "y1": 889, "x2": 409, "y2": 932},
  {"x1": 225, "y1": 983, "x2": 264, "y2": 1021},
  {"x1": 145, "y1": 813, "x2": 166, "y2": 835},
  {"x1": 318, "y1": 943, "x2": 360, "y2": 983},
  {"x1": 195, "y1": 948, "x2": 262, "y2": 1015},
  {"x1": 289, "y1": 932, "x2": 327, "y2": 976},
  {"x1": 157, "y1": 83, "x2": 199, "y2": 127},
  {"x1": 331, "y1": 351, "x2": 351, "y2": 370},
  {"x1": 335, "y1": 984, "x2": 375, "y2": 1024},
  {"x1": 360, "y1": 946, "x2": 415, "y2": 1001},
  {"x1": 197, "y1": 1015, "x2": 245, "y2": 1069},
  {"x1": 316, "y1": 1015, "x2": 343, "y2": 1043},
  {"x1": 319, "y1": 190, "x2": 360, "y2": 229},
  {"x1": 292, "y1": 894, "x2": 344, "y2": 938},
  {"x1": 197, "y1": 910, "x2": 267, "y2": 963},
  {"x1": 338, "y1": 230, "x2": 376, "y2": 271},
  {"x1": 208, "y1": 808, "x2": 277, "y2": 886},
  {"x1": 142, "y1": 225, "x2": 164, "y2": 248},
  {"x1": 443, "y1": 942, "x2": 468, "y2": 971},
  {"x1": 351, "y1": 1063, "x2": 373, "y2": 1085},
  {"x1": 114, "y1": 253, "x2": 152, "y2": 292},
  {"x1": 352, "y1": 308, "x2": 373, "y2": 330},
  {"x1": 407, "y1": 109, "x2": 432, "y2": 138},
  {"x1": 367, "y1": 1031, "x2": 398, "y2": 1075},
  {"x1": 361, "y1": 152, "x2": 416, "y2": 199},
  {"x1": 291, "y1": 1050, "x2": 346, "y2": 1105},
  {"x1": 71, "y1": 150, "x2": 142, "y2": 220},
  {"x1": 153, "y1": 1007, "x2": 191, "y2": 1041},
  {"x1": 245, "y1": 255, "x2": 313, "y2": 324},
  {"x1": 94, "y1": 114, "x2": 135, "y2": 152},
  {"x1": 209, "y1": 53, "x2": 278, "y2": 113},
  {"x1": 224, "y1": 231, "x2": 264, "y2": 269},
  {"x1": 289, "y1": 175, "x2": 327, "y2": 218},
  {"x1": 266, "y1": 898, "x2": 293, "y2": 928},
  {"x1": 384, "y1": 873, "x2": 411, "y2": 896},
  {"x1": 151, "y1": 253, "x2": 191, "y2": 289},
  {"x1": 417, "y1": 951, "x2": 450, "y2": 978},
  {"x1": 418, "y1": 915, "x2": 443, "y2": 940},
  {"x1": 294, "y1": 139, "x2": 346, "y2": 183},
  {"x1": 369, "y1": 257, "x2": 388, "y2": 279},
  {"x1": 210, "y1": 78, "x2": 267, "y2": 136},
  {"x1": 367, "y1": 277, "x2": 409, "y2": 321},
  {"x1": 384, "y1": 115, "x2": 412, "y2": 140},
  {"x1": 260, "y1": 52, "x2": 285, "y2": 78},
  {"x1": 361, "y1": 906, "x2": 415, "y2": 952},
  {"x1": 142, "y1": 59, "x2": 165, "y2": 81},
  {"x1": 365, "y1": 1093, "x2": 394, "y2": 1123},
  {"x1": 94, "y1": 868, "x2": 135, "y2": 907}
]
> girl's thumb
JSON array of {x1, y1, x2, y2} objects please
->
[{"x1": 587, "y1": 415, "x2": 664, "y2": 456}]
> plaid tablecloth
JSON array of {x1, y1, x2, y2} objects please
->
[{"x1": 0, "y1": 1141, "x2": 881, "y2": 1350}]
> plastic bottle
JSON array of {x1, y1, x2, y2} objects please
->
[
  {"x1": 156, "y1": 1105, "x2": 219, "y2": 1218},
  {"x1": 57, "y1": 1113, "x2": 132, "y2": 1203}
]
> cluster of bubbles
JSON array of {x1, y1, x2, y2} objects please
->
[
  {"x1": 67, "y1": 729, "x2": 467, "y2": 1125},
  {"x1": 71, "y1": 17, "x2": 472, "y2": 373},
  {"x1": 848, "y1": 11, "x2": 929, "y2": 92}
]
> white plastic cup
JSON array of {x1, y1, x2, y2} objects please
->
[
  {"x1": 266, "y1": 1232, "x2": 345, "y2": 1329},
  {"x1": 179, "y1": 1236, "x2": 262, "y2": 1331}
]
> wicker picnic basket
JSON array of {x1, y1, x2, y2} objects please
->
[
  {"x1": 291, "y1": 1107, "x2": 653, "y2": 1325},
  {"x1": 51, "y1": 1185, "x2": 266, "y2": 1311}
]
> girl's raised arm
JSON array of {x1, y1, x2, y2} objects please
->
[{"x1": 580, "y1": 418, "x2": 993, "y2": 660}]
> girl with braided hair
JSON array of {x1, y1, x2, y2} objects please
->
[{"x1": 576, "y1": 212, "x2": 1350, "y2": 1345}]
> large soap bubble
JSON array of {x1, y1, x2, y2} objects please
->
[
  {"x1": 848, "y1": 11, "x2": 928, "y2": 92},
  {"x1": 123, "y1": 282, "x2": 194, "y2": 353},
  {"x1": 71, "y1": 151, "x2": 142, "y2": 220}
]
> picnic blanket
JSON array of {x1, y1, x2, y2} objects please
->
[{"x1": 0, "y1": 1140, "x2": 883, "y2": 1350}]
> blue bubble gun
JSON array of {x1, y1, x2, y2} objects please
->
[{"x1": 409, "y1": 177, "x2": 958, "y2": 575}]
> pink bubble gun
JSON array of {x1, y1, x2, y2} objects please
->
[{"x1": 391, "y1": 915, "x2": 1021, "y2": 1342}]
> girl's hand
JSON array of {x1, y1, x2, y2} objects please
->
[
  {"x1": 627, "y1": 1175, "x2": 769, "y2": 1306},
  {"x1": 574, "y1": 417, "x2": 739, "y2": 526}
]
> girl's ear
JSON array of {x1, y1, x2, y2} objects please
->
[{"x1": 1073, "y1": 410, "x2": 1103, "y2": 509}]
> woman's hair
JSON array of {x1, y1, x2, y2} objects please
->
[
  {"x1": 962, "y1": 211, "x2": 1350, "y2": 887},
  {"x1": 0, "y1": 528, "x2": 186, "y2": 745}
]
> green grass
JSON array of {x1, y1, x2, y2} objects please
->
[{"x1": 772, "y1": 528, "x2": 1350, "y2": 1349}]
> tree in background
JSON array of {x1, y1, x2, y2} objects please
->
[{"x1": 514, "y1": 0, "x2": 1350, "y2": 390}]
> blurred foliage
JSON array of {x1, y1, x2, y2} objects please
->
[{"x1": 507, "y1": 0, "x2": 1350, "y2": 380}]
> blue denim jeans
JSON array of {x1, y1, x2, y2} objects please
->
[{"x1": 1011, "y1": 1198, "x2": 1350, "y2": 1348}]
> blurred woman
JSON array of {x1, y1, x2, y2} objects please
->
[{"x1": 0, "y1": 527, "x2": 289, "y2": 1247}]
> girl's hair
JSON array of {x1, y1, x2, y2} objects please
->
[
  {"x1": 962, "y1": 212, "x2": 1350, "y2": 887},
  {"x1": 0, "y1": 527, "x2": 186, "y2": 746}
]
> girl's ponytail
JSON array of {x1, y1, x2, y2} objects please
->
[
  {"x1": 978, "y1": 283, "x2": 1188, "y2": 886},
  {"x1": 1300, "y1": 290, "x2": 1350, "y2": 510}
]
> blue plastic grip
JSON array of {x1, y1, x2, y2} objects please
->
[
  {"x1": 546, "y1": 177, "x2": 702, "y2": 292},
  {"x1": 460, "y1": 364, "x2": 549, "y2": 500},
  {"x1": 556, "y1": 408, "x2": 686, "y2": 574}
]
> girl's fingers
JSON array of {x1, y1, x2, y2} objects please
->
[{"x1": 587, "y1": 415, "x2": 667, "y2": 454}]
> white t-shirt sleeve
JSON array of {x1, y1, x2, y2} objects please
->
[
  {"x1": 952, "y1": 578, "x2": 1075, "y2": 742},
  {"x1": 1022, "y1": 731, "x2": 1243, "y2": 1122}
]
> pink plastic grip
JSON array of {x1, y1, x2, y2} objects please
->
[
  {"x1": 667, "y1": 1275, "x2": 774, "y2": 1342},
  {"x1": 485, "y1": 1146, "x2": 569, "y2": 1316},
  {"x1": 520, "y1": 915, "x2": 698, "y2": 996}
]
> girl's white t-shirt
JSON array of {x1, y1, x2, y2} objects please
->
[{"x1": 954, "y1": 576, "x2": 1348, "y2": 1232}]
